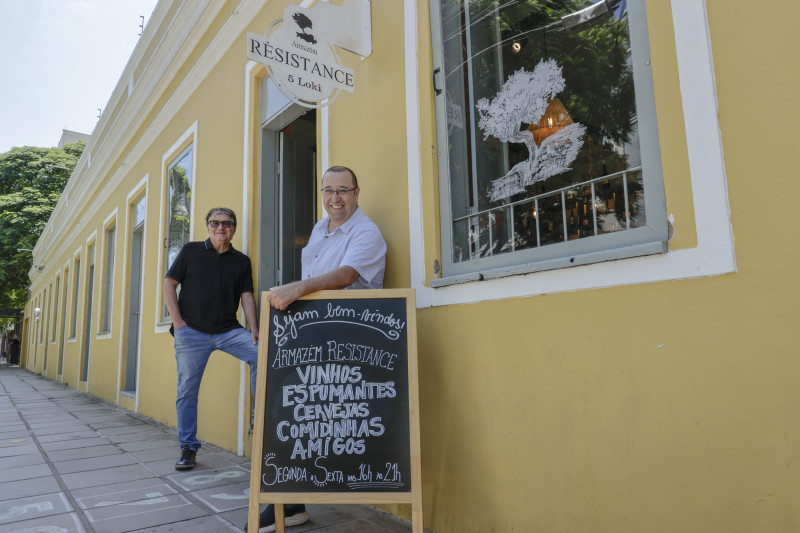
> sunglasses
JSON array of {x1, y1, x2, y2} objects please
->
[{"x1": 208, "y1": 220, "x2": 234, "y2": 228}]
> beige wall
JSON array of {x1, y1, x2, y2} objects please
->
[{"x1": 19, "y1": 1, "x2": 799, "y2": 531}]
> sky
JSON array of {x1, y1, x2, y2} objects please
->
[{"x1": 0, "y1": 0, "x2": 160, "y2": 154}]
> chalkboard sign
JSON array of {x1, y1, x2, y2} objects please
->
[{"x1": 249, "y1": 289, "x2": 423, "y2": 533}]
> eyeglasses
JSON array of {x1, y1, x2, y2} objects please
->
[
  {"x1": 208, "y1": 220, "x2": 234, "y2": 228},
  {"x1": 321, "y1": 187, "x2": 357, "y2": 197}
]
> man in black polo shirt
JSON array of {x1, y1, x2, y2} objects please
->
[{"x1": 163, "y1": 207, "x2": 259, "y2": 470}]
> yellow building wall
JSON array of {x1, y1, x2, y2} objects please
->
[
  {"x1": 405, "y1": 1, "x2": 800, "y2": 531},
  {"x1": 17, "y1": 0, "x2": 799, "y2": 531}
]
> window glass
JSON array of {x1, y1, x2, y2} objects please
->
[
  {"x1": 434, "y1": 0, "x2": 665, "y2": 278},
  {"x1": 164, "y1": 146, "x2": 192, "y2": 318},
  {"x1": 71, "y1": 258, "x2": 80, "y2": 338},
  {"x1": 166, "y1": 146, "x2": 192, "y2": 275},
  {"x1": 101, "y1": 225, "x2": 115, "y2": 332},
  {"x1": 51, "y1": 277, "x2": 60, "y2": 342}
]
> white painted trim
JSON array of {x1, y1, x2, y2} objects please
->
[
  {"x1": 156, "y1": 122, "x2": 199, "y2": 334},
  {"x1": 58, "y1": 258, "x2": 70, "y2": 383},
  {"x1": 404, "y1": 0, "x2": 426, "y2": 292},
  {"x1": 406, "y1": 0, "x2": 735, "y2": 308},
  {"x1": 67, "y1": 246, "x2": 83, "y2": 343},
  {"x1": 78, "y1": 232, "x2": 97, "y2": 388},
  {"x1": 238, "y1": 60, "x2": 265, "y2": 456},
  {"x1": 116, "y1": 175, "x2": 149, "y2": 409},
  {"x1": 321, "y1": 106, "x2": 330, "y2": 173},
  {"x1": 98, "y1": 208, "x2": 119, "y2": 338}
]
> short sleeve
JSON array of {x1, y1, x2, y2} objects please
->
[
  {"x1": 340, "y1": 226, "x2": 387, "y2": 287},
  {"x1": 165, "y1": 243, "x2": 190, "y2": 282},
  {"x1": 240, "y1": 255, "x2": 255, "y2": 294}
]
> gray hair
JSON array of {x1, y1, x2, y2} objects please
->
[{"x1": 205, "y1": 207, "x2": 237, "y2": 227}]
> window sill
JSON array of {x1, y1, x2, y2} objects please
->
[{"x1": 432, "y1": 240, "x2": 668, "y2": 288}]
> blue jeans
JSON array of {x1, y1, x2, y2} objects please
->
[{"x1": 174, "y1": 325, "x2": 258, "y2": 450}]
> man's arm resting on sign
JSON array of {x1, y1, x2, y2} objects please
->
[
  {"x1": 241, "y1": 291, "x2": 259, "y2": 344},
  {"x1": 267, "y1": 265, "x2": 359, "y2": 310},
  {"x1": 163, "y1": 277, "x2": 187, "y2": 329}
]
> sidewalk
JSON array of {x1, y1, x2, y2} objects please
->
[{"x1": 0, "y1": 364, "x2": 414, "y2": 532}]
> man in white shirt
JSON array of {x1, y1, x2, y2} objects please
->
[
  {"x1": 267, "y1": 165, "x2": 386, "y2": 310},
  {"x1": 251, "y1": 166, "x2": 386, "y2": 532}
]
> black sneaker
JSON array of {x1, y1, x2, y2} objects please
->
[
  {"x1": 245, "y1": 504, "x2": 309, "y2": 533},
  {"x1": 174, "y1": 446, "x2": 196, "y2": 471}
]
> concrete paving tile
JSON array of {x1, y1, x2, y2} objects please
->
[
  {"x1": 75, "y1": 414, "x2": 134, "y2": 424},
  {"x1": 27, "y1": 419, "x2": 83, "y2": 430},
  {"x1": 0, "y1": 511, "x2": 87, "y2": 533},
  {"x1": 129, "y1": 446, "x2": 183, "y2": 463},
  {"x1": 92, "y1": 419, "x2": 154, "y2": 436},
  {"x1": 0, "y1": 463, "x2": 52, "y2": 483},
  {"x1": 190, "y1": 480, "x2": 250, "y2": 512},
  {"x1": 0, "y1": 492, "x2": 72, "y2": 527},
  {"x1": 70, "y1": 477, "x2": 170, "y2": 501},
  {"x1": 82, "y1": 494, "x2": 208, "y2": 533},
  {"x1": 61, "y1": 403, "x2": 106, "y2": 412},
  {"x1": 36, "y1": 429, "x2": 99, "y2": 443},
  {"x1": 308, "y1": 517, "x2": 411, "y2": 532},
  {"x1": 128, "y1": 515, "x2": 241, "y2": 532},
  {"x1": 46, "y1": 444, "x2": 123, "y2": 462},
  {"x1": 105, "y1": 430, "x2": 174, "y2": 444},
  {"x1": 0, "y1": 476, "x2": 61, "y2": 500},
  {"x1": 54, "y1": 452, "x2": 138, "y2": 474},
  {"x1": 0, "y1": 418, "x2": 23, "y2": 427},
  {"x1": 167, "y1": 465, "x2": 250, "y2": 492},
  {"x1": 0, "y1": 429, "x2": 30, "y2": 440},
  {"x1": 145, "y1": 452, "x2": 240, "y2": 476},
  {"x1": 41, "y1": 436, "x2": 111, "y2": 452},
  {"x1": 31, "y1": 423, "x2": 92, "y2": 436},
  {"x1": 219, "y1": 507, "x2": 249, "y2": 531},
  {"x1": 60, "y1": 463, "x2": 159, "y2": 490},
  {"x1": 23, "y1": 413, "x2": 71, "y2": 423},
  {"x1": 0, "y1": 435, "x2": 34, "y2": 448},
  {"x1": 0, "y1": 441, "x2": 38, "y2": 457},
  {"x1": 0, "y1": 451, "x2": 45, "y2": 469},
  {"x1": 92, "y1": 419, "x2": 144, "y2": 430},
  {"x1": 118, "y1": 437, "x2": 179, "y2": 452},
  {"x1": 76, "y1": 481, "x2": 178, "y2": 509},
  {"x1": 64, "y1": 410, "x2": 108, "y2": 418}
]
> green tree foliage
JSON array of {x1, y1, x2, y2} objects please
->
[{"x1": 0, "y1": 142, "x2": 86, "y2": 310}]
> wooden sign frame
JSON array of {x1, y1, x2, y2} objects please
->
[{"x1": 248, "y1": 289, "x2": 423, "y2": 533}]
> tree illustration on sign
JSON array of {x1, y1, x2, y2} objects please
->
[{"x1": 477, "y1": 59, "x2": 585, "y2": 202}]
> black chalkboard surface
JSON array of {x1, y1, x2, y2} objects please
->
[{"x1": 249, "y1": 289, "x2": 423, "y2": 532}]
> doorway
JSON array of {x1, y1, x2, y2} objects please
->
[
  {"x1": 81, "y1": 249, "x2": 94, "y2": 383},
  {"x1": 259, "y1": 80, "x2": 317, "y2": 290},
  {"x1": 124, "y1": 220, "x2": 144, "y2": 392}
]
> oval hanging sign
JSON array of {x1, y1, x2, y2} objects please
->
[{"x1": 247, "y1": 2, "x2": 370, "y2": 108}]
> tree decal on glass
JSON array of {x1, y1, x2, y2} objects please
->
[{"x1": 476, "y1": 59, "x2": 585, "y2": 202}]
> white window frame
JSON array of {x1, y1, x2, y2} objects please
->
[
  {"x1": 98, "y1": 209, "x2": 118, "y2": 338},
  {"x1": 403, "y1": 0, "x2": 735, "y2": 308},
  {"x1": 51, "y1": 274, "x2": 60, "y2": 344},
  {"x1": 79, "y1": 233, "x2": 97, "y2": 385},
  {"x1": 156, "y1": 122, "x2": 198, "y2": 332},
  {"x1": 68, "y1": 247, "x2": 82, "y2": 341},
  {"x1": 429, "y1": 0, "x2": 667, "y2": 285},
  {"x1": 117, "y1": 175, "x2": 148, "y2": 408}
]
